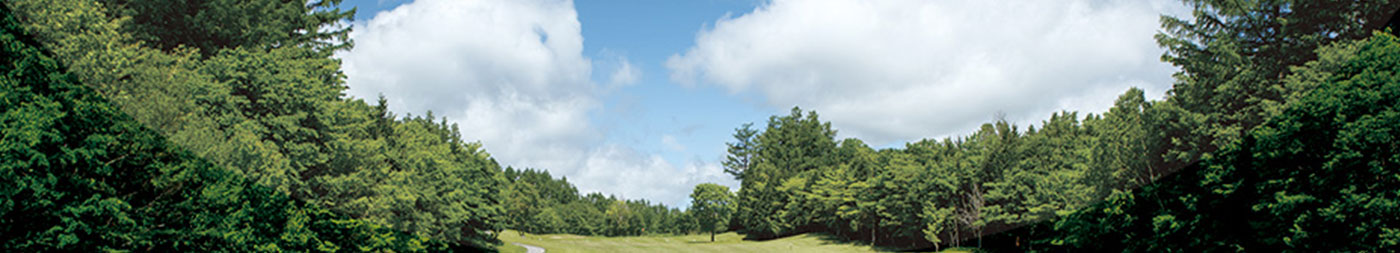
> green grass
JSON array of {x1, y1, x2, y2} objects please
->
[
  {"x1": 497, "y1": 230, "x2": 894, "y2": 253},
  {"x1": 497, "y1": 242, "x2": 528, "y2": 253}
]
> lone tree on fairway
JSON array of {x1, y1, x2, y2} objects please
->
[{"x1": 690, "y1": 183, "x2": 735, "y2": 242}]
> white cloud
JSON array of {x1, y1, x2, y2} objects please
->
[
  {"x1": 342, "y1": 0, "x2": 598, "y2": 174},
  {"x1": 575, "y1": 145, "x2": 736, "y2": 208},
  {"x1": 608, "y1": 58, "x2": 641, "y2": 88},
  {"x1": 668, "y1": 0, "x2": 1186, "y2": 145},
  {"x1": 338, "y1": 0, "x2": 730, "y2": 208}
]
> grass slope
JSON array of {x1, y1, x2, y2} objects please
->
[{"x1": 497, "y1": 230, "x2": 980, "y2": 253}]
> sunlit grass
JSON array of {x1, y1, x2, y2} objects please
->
[
  {"x1": 497, "y1": 230, "x2": 888, "y2": 253},
  {"x1": 497, "y1": 242, "x2": 528, "y2": 253}
]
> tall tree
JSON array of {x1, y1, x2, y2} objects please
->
[
  {"x1": 963, "y1": 120, "x2": 1020, "y2": 241},
  {"x1": 722, "y1": 123, "x2": 759, "y2": 181},
  {"x1": 1088, "y1": 88, "x2": 1161, "y2": 197},
  {"x1": 504, "y1": 180, "x2": 540, "y2": 234},
  {"x1": 690, "y1": 183, "x2": 735, "y2": 242},
  {"x1": 735, "y1": 107, "x2": 837, "y2": 238}
]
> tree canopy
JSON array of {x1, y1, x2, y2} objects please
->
[{"x1": 690, "y1": 183, "x2": 735, "y2": 242}]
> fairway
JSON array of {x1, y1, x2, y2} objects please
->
[{"x1": 497, "y1": 230, "x2": 889, "y2": 253}]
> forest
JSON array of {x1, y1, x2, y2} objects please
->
[{"x1": 2, "y1": 0, "x2": 1400, "y2": 252}]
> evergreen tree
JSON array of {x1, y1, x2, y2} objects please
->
[{"x1": 723, "y1": 123, "x2": 759, "y2": 181}]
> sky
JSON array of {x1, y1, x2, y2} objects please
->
[{"x1": 335, "y1": 0, "x2": 1191, "y2": 209}]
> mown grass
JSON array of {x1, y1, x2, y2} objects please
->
[
  {"x1": 497, "y1": 242, "x2": 528, "y2": 253},
  {"x1": 496, "y1": 230, "x2": 903, "y2": 253}
]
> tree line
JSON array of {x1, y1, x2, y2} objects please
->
[{"x1": 502, "y1": 167, "x2": 699, "y2": 237}]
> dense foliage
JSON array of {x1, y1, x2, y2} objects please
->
[
  {"x1": 723, "y1": 106, "x2": 1119, "y2": 249},
  {"x1": 4, "y1": 0, "x2": 505, "y2": 250},
  {"x1": 0, "y1": 4, "x2": 441, "y2": 251},
  {"x1": 501, "y1": 168, "x2": 699, "y2": 237},
  {"x1": 1039, "y1": 30, "x2": 1400, "y2": 252},
  {"x1": 690, "y1": 183, "x2": 734, "y2": 242}
]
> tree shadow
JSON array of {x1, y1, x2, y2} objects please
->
[
  {"x1": 807, "y1": 233, "x2": 916, "y2": 252},
  {"x1": 742, "y1": 232, "x2": 923, "y2": 252}
]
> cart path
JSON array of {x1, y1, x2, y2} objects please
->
[{"x1": 514, "y1": 242, "x2": 545, "y2": 253}]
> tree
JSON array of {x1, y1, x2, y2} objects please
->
[
  {"x1": 735, "y1": 107, "x2": 837, "y2": 238},
  {"x1": 1088, "y1": 88, "x2": 1159, "y2": 197},
  {"x1": 98, "y1": 0, "x2": 355, "y2": 56},
  {"x1": 504, "y1": 179, "x2": 540, "y2": 234},
  {"x1": 907, "y1": 138, "x2": 970, "y2": 249},
  {"x1": 1048, "y1": 31, "x2": 1400, "y2": 252},
  {"x1": 1155, "y1": 0, "x2": 1400, "y2": 164},
  {"x1": 723, "y1": 123, "x2": 759, "y2": 181},
  {"x1": 690, "y1": 183, "x2": 735, "y2": 242},
  {"x1": 532, "y1": 207, "x2": 567, "y2": 234},
  {"x1": 866, "y1": 149, "x2": 922, "y2": 246},
  {"x1": 963, "y1": 120, "x2": 1020, "y2": 243},
  {"x1": 604, "y1": 200, "x2": 638, "y2": 236}
]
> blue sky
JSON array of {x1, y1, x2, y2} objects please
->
[
  {"x1": 344, "y1": 0, "x2": 775, "y2": 162},
  {"x1": 334, "y1": 0, "x2": 1188, "y2": 208},
  {"x1": 574, "y1": 0, "x2": 772, "y2": 169}
]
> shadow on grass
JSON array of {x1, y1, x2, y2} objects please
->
[{"x1": 738, "y1": 231, "x2": 919, "y2": 252}]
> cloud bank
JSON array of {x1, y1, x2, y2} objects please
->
[{"x1": 669, "y1": 0, "x2": 1186, "y2": 145}]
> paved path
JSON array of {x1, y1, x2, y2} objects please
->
[{"x1": 513, "y1": 242, "x2": 545, "y2": 253}]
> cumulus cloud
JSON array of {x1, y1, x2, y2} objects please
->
[
  {"x1": 339, "y1": 0, "x2": 725, "y2": 207},
  {"x1": 669, "y1": 0, "x2": 1186, "y2": 145},
  {"x1": 342, "y1": 0, "x2": 597, "y2": 173}
]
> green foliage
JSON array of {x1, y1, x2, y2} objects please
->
[
  {"x1": 1087, "y1": 88, "x2": 1161, "y2": 196},
  {"x1": 723, "y1": 123, "x2": 759, "y2": 181},
  {"x1": 1155, "y1": 0, "x2": 1400, "y2": 163},
  {"x1": 6, "y1": 0, "x2": 507, "y2": 249},
  {"x1": 97, "y1": 0, "x2": 355, "y2": 56},
  {"x1": 501, "y1": 168, "x2": 693, "y2": 237},
  {"x1": 985, "y1": 112, "x2": 1094, "y2": 227},
  {"x1": 0, "y1": 6, "x2": 434, "y2": 250},
  {"x1": 1047, "y1": 31, "x2": 1400, "y2": 252},
  {"x1": 724, "y1": 106, "x2": 1108, "y2": 249},
  {"x1": 735, "y1": 107, "x2": 838, "y2": 239},
  {"x1": 690, "y1": 183, "x2": 734, "y2": 241}
]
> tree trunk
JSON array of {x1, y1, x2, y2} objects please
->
[
  {"x1": 711, "y1": 231, "x2": 716, "y2": 242},
  {"x1": 870, "y1": 226, "x2": 876, "y2": 246},
  {"x1": 871, "y1": 218, "x2": 879, "y2": 246}
]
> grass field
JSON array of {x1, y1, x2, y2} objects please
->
[
  {"x1": 497, "y1": 242, "x2": 528, "y2": 253},
  {"x1": 496, "y1": 230, "x2": 980, "y2": 253}
]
